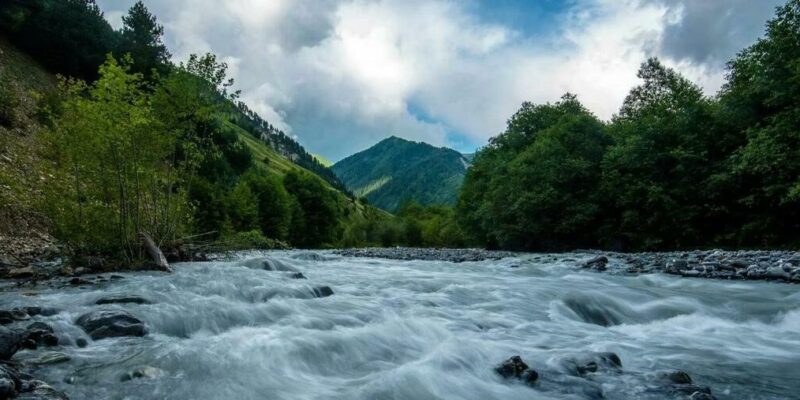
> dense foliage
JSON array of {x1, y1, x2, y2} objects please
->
[
  {"x1": 0, "y1": 0, "x2": 118, "y2": 81},
  {"x1": 460, "y1": 0, "x2": 800, "y2": 251},
  {"x1": 0, "y1": 0, "x2": 402, "y2": 260},
  {"x1": 458, "y1": 95, "x2": 610, "y2": 249},
  {"x1": 332, "y1": 136, "x2": 469, "y2": 212},
  {"x1": 42, "y1": 57, "x2": 192, "y2": 257},
  {"x1": 339, "y1": 201, "x2": 467, "y2": 248}
]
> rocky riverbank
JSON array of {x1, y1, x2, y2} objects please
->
[
  {"x1": 334, "y1": 247, "x2": 518, "y2": 263},
  {"x1": 577, "y1": 249, "x2": 800, "y2": 283},
  {"x1": 0, "y1": 284, "x2": 162, "y2": 399},
  {"x1": 338, "y1": 247, "x2": 800, "y2": 283}
]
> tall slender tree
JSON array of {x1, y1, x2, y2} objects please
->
[{"x1": 118, "y1": 1, "x2": 170, "y2": 77}]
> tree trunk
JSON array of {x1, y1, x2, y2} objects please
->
[{"x1": 139, "y1": 232, "x2": 171, "y2": 272}]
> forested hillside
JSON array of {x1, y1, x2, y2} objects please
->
[
  {"x1": 0, "y1": 0, "x2": 388, "y2": 265},
  {"x1": 332, "y1": 136, "x2": 469, "y2": 212},
  {"x1": 458, "y1": 0, "x2": 800, "y2": 251}
]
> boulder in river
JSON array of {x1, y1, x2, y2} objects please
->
[
  {"x1": 243, "y1": 257, "x2": 297, "y2": 272},
  {"x1": 95, "y1": 295, "x2": 151, "y2": 305},
  {"x1": 582, "y1": 256, "x2": 608, "y2": 271},
  {"x1": 495, "y1": 355, "x2": 539, "y2": 384},
  {"x1": 312, "y1": 286, "x2": 334, "y2": 298},
  {"x1": 16, "y1": 379, "x2": 69, "y2": 400},
  {"x1": 75, "y1": 310, "x2": 147, "y2": 340},
  {"x1": 25, "y1": 322, "x2": 58, "y2": 347},
  {"x1": 0, "y1": 326, "x2": 25, "y2": 360},
  {"x1": 0, "y1": 363, "x2": 21, "y2": 398},
  {"x1": 120, "y1": 366, "x2": 166, "y2": 381},
  {"x1": 559, "y1": 352, "x2": 622, "y2": 376}
]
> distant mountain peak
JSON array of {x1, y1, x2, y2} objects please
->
[{"x1": 332, "y1": 136, "x2": 468, "y2": 212}]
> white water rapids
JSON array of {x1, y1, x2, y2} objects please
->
[{"x1": 3, "y1": 251, "x2": 800, "y2": 399}]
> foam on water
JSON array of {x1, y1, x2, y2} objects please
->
[{"x1": 3, "y1": 251, "x2": 800, "y2": 399}]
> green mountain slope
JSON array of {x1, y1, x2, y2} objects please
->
[
  {"x1": 0, "y1": 32, "x2": 389, "y2": 256},
  {"x1": 331, "y1": 136, "x2": 470, "y2": 212}
]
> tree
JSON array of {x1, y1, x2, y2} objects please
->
[
  {"x1": 1, "y1": 0, "x2": 119, "y2": 80},
  {"x1": 720, "y1": 0, "x2": 800, "y2": 246},
  {"x1": 283, "y1": 171, "x2": 340, "y2": 248},
  {"x1": 244, "y1": 171, "x2": 292, "y2": 240},
  {"x1": 43, "y1": 56, "x2": 190, "y2": 258},
  {"x1": 601, "y1": 58, "x2": 719, "y2": 249},
  {"x1": 458, "y1": 94, "x2": 609, "y2": 250},
  {"x1": 118, "y1": 1, "x2": 171, "y2": 78}
]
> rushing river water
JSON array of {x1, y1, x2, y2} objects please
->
[{"x1": 3, "y1": 251, "x2": 800, "y2": 399}]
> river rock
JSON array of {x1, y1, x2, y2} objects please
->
[
  {"x1": 24, "y1": 322, "x2": 58, "y2": 347},
  {"x1": 120, "y1": 366, "x2": 166, "y2": 381},
  {"x1": 668, "y1": 384, "x2": 715, "y2": 399},
  {"x1": 495, "y1": 355, "x2": 539, "y2": 384},
  {"x1": 764, "y1": 266, "x2": 789, "y2": 280},
  {"x1": 582, "y1": 256, "x2": 608, "y2": 271},
  {"x1": 312, "y1": 286, "x2": 334, "y2": 298},
  {"x1": 652, "y1": 370, "x2": 693, "y2": 385},
  {"x1": 666, "y1": 259, "x2": 690, "y2": 274},
  {"x1": 289, "y1": 272, "x2": 306, "y2": 279},
  {"x1": 95, "y1": 295, "x2": 151, "y2": 305},
  {"x1": 9, "y1": 266, "x2": 35, "y2": 279},
  {"x1": 26, "y1": 322, "x2": 54, "y2": 334},
  {"x1": 0, "y1": 364, "x2": 21, "y2": 398},
  {"x1": 16, "y1": 379, "x2": 69, "y2": 400},
  {"x1": 0, "y1": 310, "x2": 14, "y2": 325},
  {"x1": 75, "y1": 310, "x2": 147, "y2": 340},
  {"x1": 68, "y1": 277, "x2": 92, "y2": 286},
  {"x1": 31, "y1": 352, "x2": 70, "y2": 365},
  {"x1": 244, "y1": 257, "x2": 297, "y2": 272},
  {"x1": 0, "y1": 326, "x2": 25, "y2": 360}
]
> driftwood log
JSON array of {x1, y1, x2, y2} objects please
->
[{"x1": 139, "y1": 232, "x2": 171, "y2": 272}]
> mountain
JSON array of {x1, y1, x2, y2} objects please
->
[{"x1": 331, "y1": 136, "x2": 470, "y2": 212}]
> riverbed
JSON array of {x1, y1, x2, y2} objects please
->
[{"x1": 2, "y1": 251, "x2": 799, "y2": 399}]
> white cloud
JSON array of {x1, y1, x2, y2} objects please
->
[{"x1": 97, "y1": 0, "x2": 777, "y2": 159}]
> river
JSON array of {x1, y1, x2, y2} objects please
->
[{"x1": 3, "y1": 251, "x2": 799, "y2": 399}]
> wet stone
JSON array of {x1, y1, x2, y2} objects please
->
[
  {"x1": 31, "y1": 352, "x2": 70, "y2": 365},
  {"x1": 75, "y1": 310, "x2": 147, "y2": 340},
  {"x1": 95, "y1": 295, "x2": 151, "y2": 305},
  {"x1": 312, "y1": 286, "x2": 334, "y2": 298},
  {"x1": 495, "y1": 356, "x2": 529, "y2": 378},
  {"x1": 495, "y1": 355, "x2": 539, "y2": 385},
  {"x1": 120, "y1": 366, "x2": 166, "y2": 381},
  {"x1": 0, "y1": 326, "x2": 25, "y2": 360},
  {"x1": 582, "y1": 255, "x2": 609, "y2": 271}
]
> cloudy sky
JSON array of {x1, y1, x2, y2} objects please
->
[{"x1": 97, "y1": 0, "x2": 783, "y2": 161}]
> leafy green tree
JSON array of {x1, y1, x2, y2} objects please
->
[
  {"x1": 117, "y1": 1, "x2": 171, "y2": 78},
  {"x1": 226, "y1": 180, "x2": 259, "y2": 232},
  {"x1": 720, "y1": 0, "x2": 800, "y2": 245},
  {"x1": 284, "y1": 170, "x2": 340, "y2": 248},
  {"x1": 244, "y1": 172, "x2": 292, "y2": 241},
  {"x1": 458, "y1": 94, "x2": 609, "y2": 250},
  {"x1": 43, "y1": 56, "x2": 190, "y2": 258},
  {"x1": 601, "y1": 59, "x2": 719, "y2": 249}
]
